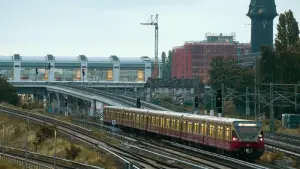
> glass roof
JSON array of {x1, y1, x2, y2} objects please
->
[
  {"x1": 55, "y1": 56, "x2": 79, "y2": 62},
  {"x1": 0, "y1": 56, "x2": 12, "y2": 61},
  {"x1": 88, "y1": 57, "x2": 111, "y2": 62},
  {"x1": 22, "y1": 56, "x2": 46, "y2": 62},
  {"x1": 119, "y1": 57, "x2": 143, "y2": 64}
]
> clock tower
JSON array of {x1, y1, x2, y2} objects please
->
[{"x1": 247, "y1": 0, "x2": 278, "y2": 53}]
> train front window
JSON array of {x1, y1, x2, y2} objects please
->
[{"x1": 234, "y1": 123, "x2": 261, "y2": 141}]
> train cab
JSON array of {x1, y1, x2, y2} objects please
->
[{"x1": 231, "y1": 121, "x2": 264, "y2": 159}]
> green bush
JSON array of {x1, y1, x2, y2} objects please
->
[{"x1": 65, "y1": 143, "x2": 81, "y2": 160}]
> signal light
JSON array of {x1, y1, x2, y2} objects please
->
[
  {"x1": 64, "y1": 98, "x2": 68, "y2": 107},
  {"x1": 216, "y1": 89, "x2": 222, "y2": 108},
  {"x1": 136, "y1": 98, "x2": 141, "y2": 108},
  {"x1": 194, "y1": 96, "x2": 199, "y2": 108}
]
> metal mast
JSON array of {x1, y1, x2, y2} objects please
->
[{"x1": 141, "y1": 14, "x2": 159, "y2": 78}]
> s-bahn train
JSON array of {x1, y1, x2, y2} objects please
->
[{"x1": 103, "y1": 106, "x2": 264, "y2": 160}]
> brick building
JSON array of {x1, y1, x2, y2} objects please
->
[{"x1": 172, "y1": 33, "x2": 251, "y2": 84}]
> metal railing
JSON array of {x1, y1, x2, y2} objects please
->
[
  {"x1": 2, "y1": 146, "x2": 104, "y2": 169},
  {"x1": 0, "y1": 153, "x2": 53, "y2": 169}
]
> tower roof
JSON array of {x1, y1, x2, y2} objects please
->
[{"x1": 247, "y1": 0, "x2": 278, "y2": 19}]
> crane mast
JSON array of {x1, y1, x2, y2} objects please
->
[{"x1": 141, "y1": 14, "x2": 159, "y2": 78}]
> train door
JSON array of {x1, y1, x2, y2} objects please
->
[
  {"x1": 121, "y1": 109, "x2": 124, "y2": 126},
  {"x1": 145, "y1": 113, "x2": 149, "y2": 131},
  {"x1": 193, "y1": 122, "x2": 199, "y2": 142},
  {"x1": 160, "y1": 117, "x2": 165, "y2": 135}
]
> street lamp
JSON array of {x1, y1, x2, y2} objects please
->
[{"x1": 25, "y1": 95, "x2": 31, "y2": 167}]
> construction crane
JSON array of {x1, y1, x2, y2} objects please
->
[{"x1": 141, "y1": 14, "x2": 159, "y2": 78}]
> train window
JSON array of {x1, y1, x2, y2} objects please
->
[
  {"x1": 225, "y1": 127, "x2": 230, "y2": 140},
  {"x1": 125, "y1": 113, "x2": 128, "y2": 120},
  {"x1": 171, "y1": 119, "x2": 175, "y2": 129},
  {"x1": 161, "y1": 118, "x2": 165, "y2": 128},
  {"x1": 176, "y1": 120, "x2": 180, "y2": 130},
  {"x1": 156, "y1": 117, "x2": 160, "y2": 126},
  {"x1": 220, "y1": 126, "x2": 224, "y2": 139},
  {"x1": 166, "y1": 119, "x2": 170, "y2": 128},
  {"x1": 210, "y1": 125, "x2": 215, "y2": 138},
  {"x1": 133, "y1": 114, "x2": 136, "y2": 122},
  {"x1": 137, "y1": 114, "x2": 140, "y2": 122},
  {"x1": 202, "y1": 124, "x2": 206, "y2": 136},
  {"x1": 194, "y1": 123, "x2": 199, "y2": 134},
  {"x1": 188, "y1": 122, "x2": 193, "y2": 133},
  {"x1": 182, "y1": 121, "x2": 187, "y2": 132},
  {"x1": 151, "y1": 117, "x2": 155, "y2": 126}
]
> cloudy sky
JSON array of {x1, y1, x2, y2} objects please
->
[{"x1": 0, "y1": 0, "x2": 299, "y2": 58}]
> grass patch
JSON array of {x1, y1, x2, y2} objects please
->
[
  {"x1": 0, "y1": 113, "x2": 121, "y2": 169},
  {"x1": 92, "y1": 130, "x2": 121, "y2": 146},
  {"x1": 0, "y1": 159, "x2": 22, "y2": 169}
]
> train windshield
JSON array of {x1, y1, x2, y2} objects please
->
[{"x1": 234, "y1": 122, "x2": 262, "y2": 141}]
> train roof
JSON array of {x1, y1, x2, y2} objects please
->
[{"x1": 104, "y1": 106, "x2": 255, "y2": 124}]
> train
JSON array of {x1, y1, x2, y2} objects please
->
[{"x1": 103, "y1": 106, "x2": 264, "y2": 160}]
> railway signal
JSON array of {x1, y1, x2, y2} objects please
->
[
  {"x1": 136, "y1": 98, "x2": 141, "y2": 108},
  {"x1": 64, "y1": 98, "x2": 68, "y2": 107},
  {"x1": 194, "y1": 96, "x2": 199, "y2": 109},
  {"x1": 216, "y1": 90, "x2": 222, "y2": 114}
]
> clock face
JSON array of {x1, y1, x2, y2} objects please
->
[{"x1": 258, "y1": 8, "x2": 265, "y2": 14}]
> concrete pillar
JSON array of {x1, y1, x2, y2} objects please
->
[
  {"x1": 144, "y1": 61, "x2": 151, "y2": 82},
  {"x1": 112, "y1": 62, "x2": 120, "y2": 82},
  {"x1": 89, "y1": 99, "x2": 96, "y2": 116},
  {"x1": 81, "y1": 62, "x2": 88, "y2": 82},
  {"x1": 13, "y1": 61, "x2": 21, "y2": 82},
  {"x1": 55, "y1": 93, "x2": 61, "y2": 114}
]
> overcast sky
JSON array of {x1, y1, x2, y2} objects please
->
[{"x1": 0, "y1": 0, "x2": 299, "y2": 58}]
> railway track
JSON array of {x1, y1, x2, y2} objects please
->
[
  {"x1": 264, "y1": 133, "x2": 300, "y2": 157},
  {"x1": 73, "y1": 119, "x2": 271, "y2": 169},
  {"x1": 0, "y1": 105, "x2": 215, "y2": 169}
]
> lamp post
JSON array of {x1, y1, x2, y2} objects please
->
[
  {"x1": 1, "y1": 123, "x2": 5, "y2": 158},
  {"x1": 25, "y1": 95, "x2": 31, "y2": 167}
]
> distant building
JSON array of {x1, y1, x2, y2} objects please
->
[
  {"x1": 144, "y1": 78, "x2": 204, "y2": 102},
  {"x1": 247, "y1": 0, "x2": 278, "y2": 53},
  {"x1": 172, "y1": 33, "x2": 251, "y2": 83}
]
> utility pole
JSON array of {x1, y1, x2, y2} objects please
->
[
  {"x1": 270, "y1": 82, "x2": 274, "y2": 133},
  {"x1": 210, "y1": 88, "x2": 213, "y2": 111},
  {"x1": 54, "y1": 129, "x2": 57, "y2": 168},
  {"x1": 141, "y1": 14, "x2": 159, "y2": 78},
  {"x1": 2, "y1": 123, "x2": 5, "y2": 156},
  {"x1": 295, "y1": 84, "x2": 298, "y2": 112},
  {"x1": 222, "y1": 83, "x2": 224, "y2": 115},
  {"x1": 25, "y1": 96, "x2": 31, "y2": 168},
  {"x1": 246, "y1": 87, "x2": 250, "y2": 117}
]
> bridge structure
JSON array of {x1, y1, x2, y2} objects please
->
[
  {"x1": 10, "y1": 81, "x2": 165, "y2": 119},
  {"x1": 0, "y1": 54, "x2": 163, "y2": 82}
]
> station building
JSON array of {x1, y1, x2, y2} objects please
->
[{"x1": 0, "y1": 54, "x2": 162, "y2": 82}]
